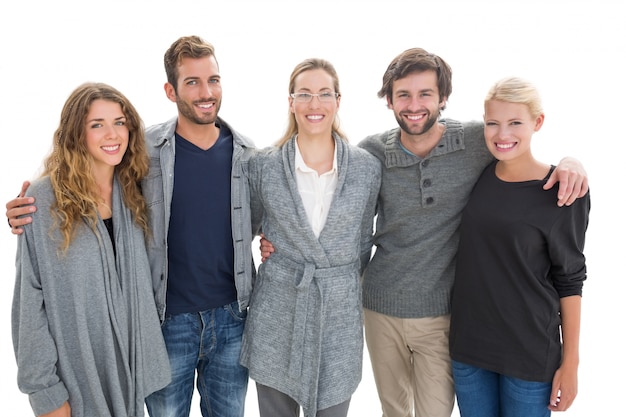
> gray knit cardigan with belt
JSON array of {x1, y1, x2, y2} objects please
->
[{"x1": 240, "y1": 135, "x2": 381, "y2": 416}]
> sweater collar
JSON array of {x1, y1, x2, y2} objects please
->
[{"x1": 384, "y1": 119, "x2": 466, "y2": 168}]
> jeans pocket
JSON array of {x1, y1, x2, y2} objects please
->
[{"x1": 226, "y1": 301, "x2": 248, "y2": 321}]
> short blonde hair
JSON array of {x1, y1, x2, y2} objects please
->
[{"x1": 485, "y1": 77, "x2": 543, "y2": 118}]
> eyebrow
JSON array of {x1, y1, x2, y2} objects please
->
[
  {"x1": 294, "y1": 87, "x2": 333, "y2": 92},
  {"x1": 183, "y1": 75, "x2": 221, "y2": 81},
  {"x1": 87, "y1": 115, "x2": 126, "y2": 123},
  {"x1": 396, "y1": 88, "x2": 435, "y2": 94}
]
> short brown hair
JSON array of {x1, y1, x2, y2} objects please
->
[
  {"x1": 164, "y1": 36, "x2": 217, "y2": 91},
  {"x1": 378, "y1": 48, "x2": 452, "y2": 110}
]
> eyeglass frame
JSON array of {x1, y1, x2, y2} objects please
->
[{"x1": 289, "y1": 91, "x2": 340, "y2": 103}]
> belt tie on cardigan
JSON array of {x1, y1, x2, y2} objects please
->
[{"x1": 287, "y1": 260, "x2": 359, "y2": 379}]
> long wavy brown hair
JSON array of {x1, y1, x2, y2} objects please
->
[{"x1": 42, "y1": 82, "x2": 149, "y2": 250}]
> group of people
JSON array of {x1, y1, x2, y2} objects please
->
[{"x1": 6, "y1": 35, "x2": 590, "y2": 417}]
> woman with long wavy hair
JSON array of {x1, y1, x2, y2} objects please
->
[{"x1": 12, "y1": 82, "x2": 170, "y2": 417}]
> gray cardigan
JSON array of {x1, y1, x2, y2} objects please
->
[
  {"x1": 142, "y1": 116, "x2": 257, "y2": 319},
  {"x1": 240, "y1": 135, "x2": 381, "y2": 416},
  {"x1": 12, "y1": 176, "x2": 170, "y2": 417},
  {"x1": 358, "y1": 119, "x2": 493, "y2": 318}
]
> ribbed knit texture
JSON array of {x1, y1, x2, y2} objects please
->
[
  {"x1": 358, "y1": 119, "x2": 493, "y2": 318},
  {"x1": 240, "y1": 135, "x2": 381, "y2": 417}
]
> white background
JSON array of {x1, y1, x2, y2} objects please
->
[{"x1": 1, "y1": 1, "x2": 624, "y2": 416}]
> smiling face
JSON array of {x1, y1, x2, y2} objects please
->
[
  {"x1": 388, "y1": 70, "x2": 445, "y2": 137},
  {"x1": 289, "y1": 68, "x2": 340, "y2": 139},
  {"x1": 483, "y1": 99, "x2": 544, "y2": 161},
  {"x1": 166, "y1": 55, "x2": 222, "y2": 126},
  {"x1": 85, "y1": 99, "x2": 129, "y2": 175}
]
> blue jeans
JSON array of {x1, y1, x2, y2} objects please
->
[
  {"x1": 145, "y1": 301, "x2": 248, "y2": 417},
  {"x1": 452, "y1": 360, "x2": 551, "y2": 417}
]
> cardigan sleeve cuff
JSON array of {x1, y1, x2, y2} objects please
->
[{"x1": 28, "y1": 381, "x2": 69, "y2": 416}]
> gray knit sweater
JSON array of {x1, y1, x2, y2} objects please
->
[
  {"x1": 240, "y1": 135, "x2": 381, "y2": 417},
  {"x1": 12, "y1": 176, "x2": 170, "y2": 417},
  {"x1": 358, "y1": 119, "x2": 493, "y2": 318}
]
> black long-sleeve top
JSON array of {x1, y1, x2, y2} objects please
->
[{"x1": 449, "y1": 161, "x2": 590, "y2": 382}]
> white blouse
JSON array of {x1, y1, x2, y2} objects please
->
[{"x1": 294, "y1": 139, "x2": 338, "y2": 238}]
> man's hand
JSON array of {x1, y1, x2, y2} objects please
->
[
  {"x1": 544, "y1": 157, "x2": 589, "y2": 207},
  {"x1": 6, "y1": 181, "x2": 35, "y2": 235},
  {"x1": 259, "y1": 234, "x2": 275, "y2": 263}
]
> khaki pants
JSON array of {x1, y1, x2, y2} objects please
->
[{"x1": 364, "y1": 309, "x2": 454, "y2": 417}]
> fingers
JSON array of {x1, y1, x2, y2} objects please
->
[
  {"x1": 548, "y1": 370, "x2": 577, "y2": 412},
  {"x1": 545, "y1": 167, "x2": 589, "y2": 207},
  {"x1": 6, "y1": 196, "x2": 36, "y2": 236},
  {"x1": 18, "y1": 180, "x2": 31, "y2": 198},
  {"x1": 543, "y1": 175, "x2": 557, "y2": 193},
  {"x1": 556, "y1": 174, "x2": 573, "y2": 207},
  {"x1": 6, "y1": 196, "x2": 35, "y2": 212},
  {"x1": 10, "y1": 213, "x2": 32, "y2": 235},
  {"x1": 560, "y1": 170, "x2": 588, "y2": 206},
  {"x1": 548, "y1": 395, "x2": 575, "y2": 412},
  {"x1": 258, "y1": 233, "x2": 275, "y2": 263},
  {"x1": 259, "y1": 236, "x2": 275, "y2": 255}
]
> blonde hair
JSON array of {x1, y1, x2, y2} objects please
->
[
  {"x1": 275, "y1": 58, "x2": 346, "y2": 147},
  {"x1": 43, "y1": 82, "x2": 149, "y2": 250},
  {"x1": 485, "y1": 76, "x2": 543, "y2": 118}
]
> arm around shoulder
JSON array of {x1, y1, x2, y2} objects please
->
[
  {"x1": 6, "y1": 180, "x2": 36, "y2": 235},
  {"x1": 545, "y1": 157, "x2": 589, "y2": 207}
]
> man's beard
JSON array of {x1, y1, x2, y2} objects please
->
[
  {"x1": 395, "y1": 108, "x2": 439, "y2": 136},
  {"x1": 177, "y1": 96, "x2": 221, "y2": 125}
]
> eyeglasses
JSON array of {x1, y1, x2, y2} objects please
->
[{"x1": 290, "y1": 92, "x2": 339, "y2": 103}]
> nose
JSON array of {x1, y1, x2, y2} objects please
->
[
  {"x1": 199, "y1": 81, "x2": 216, "y2": 99},
  {"x1": 104, "y1": 123, "x2": 118, "y2": 139},
  {"x1": 497, "y1": 125, "x2": 513, "y2": 139},
  {"x1": 308, "y1": 95, "x2": 322, "y2": 108},
  {"x1": 406, "y1": 96, "x2": 423, "y2": 111}
]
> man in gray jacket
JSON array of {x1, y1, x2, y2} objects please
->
[
  {"x1": 140, "y1": 35, "x2": 255, "y2": 417},
  {"x1": 6, "y1": 35, "x2": 256, "y2": 417}
]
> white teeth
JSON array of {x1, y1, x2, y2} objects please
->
[
  {"x1": 102, "y1": 145, "x2": 120, "y2": 151},
  {"x1": 496, "y1": 142, "x2": 515, "y2": 149},
  {"x1": 198, "y1": 103, "x2": 213, "y2": 109},
  {"x1": 307, "y1": 115, "x2": 323, "y2": 120},
  {"x1": 407, "y1": 114, "x2": 424, "y2": 121}
]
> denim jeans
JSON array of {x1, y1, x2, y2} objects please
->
[
  {"x1": 452, "y1": 360, "x2": 551, "y2": 417},
  {"x1": 145, "y1": 301, "x2": 248, "y2": 417}
]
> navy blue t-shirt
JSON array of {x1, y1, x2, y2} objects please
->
[{"x1": 166, "y1": 125, "x2": 236, "y2": 315}]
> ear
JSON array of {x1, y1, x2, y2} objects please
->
[
  {"x1": 164, "y1": 83, "x2": 176, "y2": 103},
  {"x1": 289, "y1": 95, "x2": 295, "y2": 114},
  {"x1": 386, "y1": 96, "x2": 393, "y2": 109},
  {"x1": 440, "y1": 96, "x2": 448, "y2": 109},
  {"x1": 534, "y1": 113, "x2": 545, "y2": 132}
]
